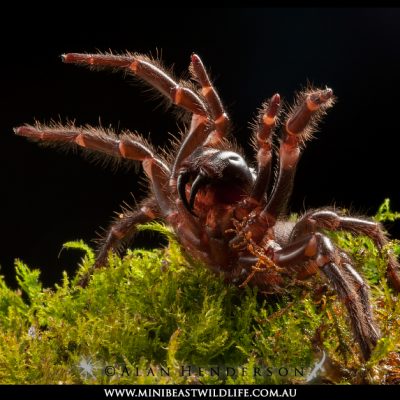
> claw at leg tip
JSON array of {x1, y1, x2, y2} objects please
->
[
  {"x1": 272, "y1": 93, "x2": 281, "y2": 103},
  {"x1": 191, "y1": 53, "x2": 200, "y2": 63},
  {"x1": 266, "y1": 93, "x2": 281, "y2": 119},
  {"x1": 61, "y1": 53, "x2": 75, "y2": 63},
  {"x1": 14, "y1": 126, "x2": 29, "y2": 136},
  {"x1": 323, "y1": 87, "x2": 333, "y2": 100}
]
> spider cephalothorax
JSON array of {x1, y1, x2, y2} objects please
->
[{"x1": 15, "y1": 51, "x2": 400, "y2": 361}]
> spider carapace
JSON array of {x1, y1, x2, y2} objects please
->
[{"x1": 15, "y1": 51, "x2": 400, "y2": 361}]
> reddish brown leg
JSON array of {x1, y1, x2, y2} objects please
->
[
  {"x1": 250, "y1": 93, "x2": 281, "y2": 203},
  {"x1": 15, "y1": 123, "x2": 176, "y2": 283},
  {"x1": 170, "y1": 115, "x2": 211, "y2": 182},
  {"x1": 14, "y1": 123, "x2": 174, "y2": 210},
  {"x1": 341, "y1": 257, "x2": 380, "y2": 340},
  {"x1": 171, "y1": 53, "x2": 235, "y2": 183},
  {"x1": 64, "y1": 52, "x2": 213, "y2": 218},
  {"x1": 261, "y1": 88, "x2": 335, "y2": 222},
  {"x1": 290, "y1": 209, "x2": 400, "y2": 291},
  {"x1": 190, "y1": 53, "x2": 230, "y2": 146},
  {"x1": 79, "y1": 198, "x2": 159, "y2": 287},
  {"x1": 62, "y1": 52, "x2": 214, "y2": 185},
  {"x1": 231, "y1": 89, "x2": 334, "y2": 244},
  {"x1": 61, "y1": 52, "x2": 232, "y2": 185},
  {"x1": 62, "y1": 52, "x2": 215, "y2": 179},
  {"x1": 272, "y1": 232, "x2": 379, "y2": 360},
  {"x1": 63, "y1": 52, "x2": 208, "y2": 117},
  {"x1": 14, "y1": 123, "x2": 169, "y2": 172},
  {"x1": 321, "y1": 262, "x2": 377, "y2": 360}
]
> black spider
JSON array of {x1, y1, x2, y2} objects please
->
[{"x1": 15, "y1": 51, "x2": 400, "y2": 361}]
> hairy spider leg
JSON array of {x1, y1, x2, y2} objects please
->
[
  {"x1": 15, "y1": 125, "x2": 174, "y2": 280},
  {"x1": 290, "y1": 209, "x2": 400, "y2": 291},
  {"x1": 250, "y1": 93, "x2": 281, "y2": 204},
  {"x1": 14, "y1": 125, "x2": 168, "y2": 170},
  {"x1": 230, "y1": 89, "x2": 334, "y2": 246},
  {"x1": 62, "y1": 52, "x2": 223, "y2": 223},
  {"x1": 261, "y1": 88, "x2": 334, "y2": 223},
  {"x1": 78, "y1": 198, "x2": 159, "y2": 287},
  {"x1": 15, "y1": 125, "x2": 173, "y2": 216},
  {"x1": 22, "y1": 53, "x2": 218, "y2": 274},
  {"x1": 170, "y1": 52, "x2": 233, "y2": 230},
  {"x1": 140, "y1": 154, "x2": 212, "y2": 269},
  {"x1": 61, "y1": 53, "x2": 212, "y2": 184},
  {"x1": 190, "y1": 53, "x2": 230, "y2": 146},
  {"x1": 341, "y1": 258, "x2": 380, "y2": 340},
  {"x1": 62, "y1": 53, "x2": 208, "y2": 116},
  {"x1": 272, "y1": 232, "x2": 379, "y2": 361}
]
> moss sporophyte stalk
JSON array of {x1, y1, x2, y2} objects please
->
[{"x1": 0, "y1": 199, "x2": 399, "y2": 384}]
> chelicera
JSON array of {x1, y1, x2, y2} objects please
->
[{"x1": 15, "y1": 51, "x2": 400, "y2": 361}]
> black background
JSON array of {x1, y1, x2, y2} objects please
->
[{"x1": 1, "y1": 7, "x2": 400, "y2": 287}]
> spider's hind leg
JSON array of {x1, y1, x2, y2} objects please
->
[
  {"x1": 272, "y1": 231, "x2": 380, "y2": 360},
  {"x1": 79, "y1": 198, "x2": 159, "y2": 287},
  {"x1": 340, "y1": 255, "x2": 381, "y2": 343},
  {"x1": 290, "y1": 209, "x2": 400, "y2": 291}
]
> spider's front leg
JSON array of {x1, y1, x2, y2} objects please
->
[
  {"x1": 249, "y1": 93, "x2": 281, "y2": 204},
  {"x1": 261, "y1": 88, "x2": 334, "y2": 221},
  {"x1": 15, "y1": 124, "x2": 173, "y2": 286},
  {"x1": 232, "y1": 88, "x2": 334, "y2": 244},
  {"x1": 62, "y1": 53, "x2": 209, "y2": 117},
  {"x1": 189, "y1": 54, "x2": 230, "y2": 145},
  {"x1": 62, "y1": 52, "x2": 230, "y2": 180}
]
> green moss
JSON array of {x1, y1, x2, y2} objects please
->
[{"x1": 0, "y1": 200, "x2": 399, "y2": 384}]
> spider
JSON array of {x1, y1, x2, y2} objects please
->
[{"x1": 15, "y1": 51, "x2": 400, "y2": 361}]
